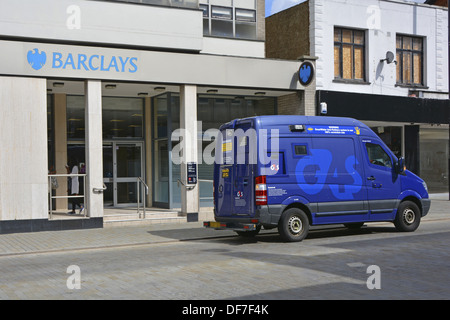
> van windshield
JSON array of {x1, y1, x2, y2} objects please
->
[{"x1": 366, "y1": 143, "x2": 392, "y2": 168}]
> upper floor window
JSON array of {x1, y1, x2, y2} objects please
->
[
  {"x1": 334, "y1": 28, "x2": 366, "y2": 81},
  {"x1": 200, "y1": 3, "x2": 257, "y2": 40},
  {"x1": 396, "y1": 35, "x2": 424, "y2": 86}
]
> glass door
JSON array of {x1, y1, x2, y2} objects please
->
[{"x1": 103, "y1": 142, "x2": 144, "y2": 207}]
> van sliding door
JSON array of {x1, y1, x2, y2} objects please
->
[{"x1": 311, "y1": 137, "x2": 368, "y2": 223}]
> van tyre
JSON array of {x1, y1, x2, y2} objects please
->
[
  {"x1": 394, "y1": 201, "x2": 421, "y2": 232},
  {"x1": 278, "y1": 208, "x2": 309, "y2": 242}
]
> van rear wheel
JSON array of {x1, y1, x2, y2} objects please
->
[
  {"x1": 278, "y1": 208, "x2": 309, "y2": 242},
  {"x1": 394, "y1": 201, "x2": 421, "y2": 232}
]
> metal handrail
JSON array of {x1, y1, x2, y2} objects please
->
[
  {"x1": 137, "y1": 177, "x2": 149, "y2": 219},
  {"x1": 48, "y1": 173, "x2": 87, "y2": 219}
]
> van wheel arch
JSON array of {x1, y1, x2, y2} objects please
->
[
  {"x1": 394, "y1": 199, "x2": 421, "y2": 232},
  {"x1": 283, "y1": 203, "x2": 312, "y2": 226},
  {"x1": 278, "y1": 207, "x2": 310, "y2": 242},
  {"x1": 400, "y1": 196, "x2": 422, "y2": 215}
]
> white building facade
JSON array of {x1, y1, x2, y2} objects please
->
[
  {"x1": 0, "y1": 0, "x2": 315, "y2": 233},
  {"x1": 267, "y1": 0, "x2": 449, "y2": 194}
]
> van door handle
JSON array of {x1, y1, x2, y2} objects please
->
[
  {"x1": 367, "y1": 176, "x2": 376, "y2": 181},
  {"x1": 243, "y1": 179, "x2": 248, "y2": 186}
]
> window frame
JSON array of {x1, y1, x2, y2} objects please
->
[
  {"x1": 201, "y1": 3, "x2": 257, "y2": 40},
  {"x1": 334, "y1": 27, "x2": 366, "y2": 82},
  {"x1": 396, "y1": 34, "x2": 424, "y2": 86}
]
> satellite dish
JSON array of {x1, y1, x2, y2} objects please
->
[{"x1": 386, "y1": 51, "x2": 395, "y2": 64}]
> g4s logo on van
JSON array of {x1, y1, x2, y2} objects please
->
[{"x1": 295, "y1": 149, "x2": 363, "y2": 200}]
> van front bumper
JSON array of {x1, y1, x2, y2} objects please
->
[{"x1": 421, "y1": 198, "x2": 431, "y2": 217}]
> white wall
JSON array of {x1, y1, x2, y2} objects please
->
[
  {"x1": 310, "y1": 0, "x2": 448, "y2": 97},
  {"x1": 0, "y1": 77, "x2": 48, "y2": 221},
  {"x1": 201, "y1": 37, "x2": 265, "y2": 57},
  {"x1": 0, "y1": 0, "x2": 203, "y2": 52}
]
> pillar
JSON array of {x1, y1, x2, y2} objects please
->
[
  {"x1": 85, "y1": 80, "x2": 103, "y2": 218},
  {"x1": 54, "y1": 93, "x2": 68, "y2": 211},
  {"x1": 180, "y1": 85, "x2": 199, "y2": 221},
  {"x1": 0, "y1": 76, "x2": 47, "y2": 221},
  {"x1": 145, "y1": 97, "x2": 153, "y2": 207}
]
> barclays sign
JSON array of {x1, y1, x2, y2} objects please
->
[{"x1": 27, "y1": 48, "x2": 138, "y2": 73}]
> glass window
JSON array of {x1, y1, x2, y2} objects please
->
[
  {"x1": 334, "y1": 28, "x2": 366, "y2": 81},
  {"x1": 211, "y1": 6, "x2": 232, "y2": 19},
  {"x1": 365, "y1": 143, "x2": 392, "y2": 168},
  {"x1": 102, "y1": 97, "x2": 144, "y2": 139},
  {"x1": 200, "y1": 4, "x2": 208, "y2": 17},
  {"x1": 202, "y1": 4, "x2": 257, "y2": 40},
  {"x1": 235, "y1": 8, "x2": 256, "y2": 22},
  {"x1": 420, "y1": 127, "x2": 448, "y2": 193},
  {"x1": 396, "y1": 35, "x2": 424, "y2": 86},
  {"x1": 67, "y1": 96, "x2": 86, "y2": 140},
  {"x1": 211, "y1": 19, "x2": 233, "y2": 37},
  {"x1": 294, "y1": 145, "x2": 307, "y2": 155},
  {"x1": 236, "y1": 22, "x2": 256, "y2": 39}
]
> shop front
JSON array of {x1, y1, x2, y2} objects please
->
[
  {"x1": 317, "y1": 90, "x2": 449, "y2": 194},
  {"x1": 0, "y1": 39, "x2": 312, "y2": 233}
]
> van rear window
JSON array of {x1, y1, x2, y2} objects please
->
[{"x1": 294, "y1": 145, "x2": 308, "y2": 155}]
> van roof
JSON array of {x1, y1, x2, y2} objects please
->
[
  {"x1": 223, "y1": 115, "x2": 368, "y2": 129},
  {"x1": 254, "y1": 115, "x2": 366, "y2": 127},
  {"x1": 220, "y1": 115, "x2": 375, "y2": 137}
]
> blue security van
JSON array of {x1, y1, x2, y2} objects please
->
[{"x1": 204, "y1": 115, "x2": 431, "y2": 242}]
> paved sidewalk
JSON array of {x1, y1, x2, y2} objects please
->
[{"x1": 0, "y1": 198, "x2": 448, "y2": 257}]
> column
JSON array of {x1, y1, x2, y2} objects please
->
[
  {"x1": 144, "y1": 97, "x2": 153, "y2": 207},
  {"x1": 53, "y1": 93, "x2": 68, "y2": 212},
  {"x1": 180, "y1": 85, "x2": 199, "y2": 221},
  {"x1": 85, "y1": 80, "x2": 103, "y2": 218},
  {"x1": 0, "y1": 76, "x2": 47, "y2": 221}
]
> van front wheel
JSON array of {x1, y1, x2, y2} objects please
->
[
  {"x1": 394, "y1": 201, "x2": 421, "y2": 232},
  {"x1": 278, "y1": 208, "x2": 309, "y2": 242}
]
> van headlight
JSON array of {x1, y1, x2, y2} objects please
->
[{"x1": 422, "y1": 181, "x2": 428, "y2": 192}]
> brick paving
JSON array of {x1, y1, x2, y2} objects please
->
[{"x1": 0, "y1": 198, "x2": 448, "y2": 300}]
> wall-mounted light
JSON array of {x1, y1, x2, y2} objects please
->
[
  {"x1": 137, "y1": 92, "x2": 148, "y2": 96},
  {"x1": 254, "y1": 92, "x2": 266, "y2": 96},
  {"x1": 207, "y1": 89, "x2": 218, "y2": 93},
  {"x1": 105, "y1": 84, "x2": 116, "y2": 89},
  {"x1": 320, "y1": 102, "x2": 328, "y2": 115},
  {"x1": 154, "y1": 87, "x2": 166, "y2": 92}
]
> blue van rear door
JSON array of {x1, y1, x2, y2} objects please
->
[
  {"x1": 214, "y1": 122, "x2": 254, "y2": 218},
  {"x1": 215, "y1": 127, "x2": 234, "y2": 217},
  {"x1": 232, "y1": 121, "x2": 255, "y2": 216}
]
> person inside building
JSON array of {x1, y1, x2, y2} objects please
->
[{"x1": 66, "y1": 159, "x2": 84, "y2": 215}]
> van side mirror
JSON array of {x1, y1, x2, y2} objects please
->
[{"x1": 396, "y1": 157, "x2": 405, "y2": 173}]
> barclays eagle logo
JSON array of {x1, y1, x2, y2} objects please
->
[
  {"x1": 298, "y1": 61, "x2": 314, "y2": 86},
  {"x1": 27, "y1": 48, "x2": 47, "y2": 70}
]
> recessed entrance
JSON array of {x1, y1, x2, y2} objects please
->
[{"x1": 103, "y1": 142, "x2": 144, "y2": 207}]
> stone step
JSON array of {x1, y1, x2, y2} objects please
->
[{"x1": 103, "y1": 208, "x2": 186, "y2": 227}]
